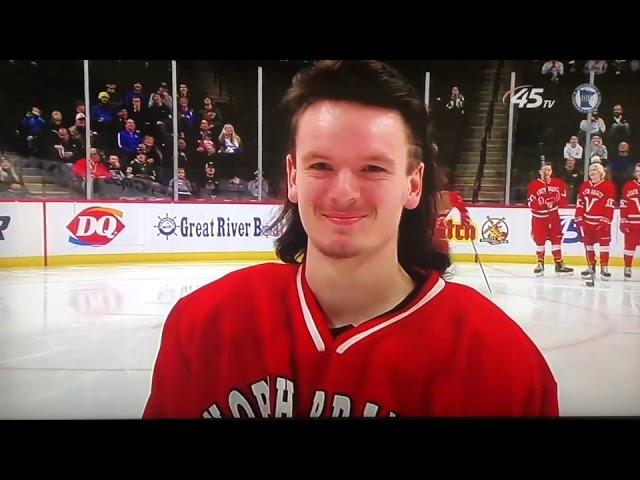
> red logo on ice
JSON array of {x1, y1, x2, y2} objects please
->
[{"x1": 66, "y1": 207, "x2": 125, "y2": 246}]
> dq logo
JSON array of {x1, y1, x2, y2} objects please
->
[
  {"x1": 444, "y1": 218, "x2": 478, "y2": 242},
  {"x1": 66, "y1": 206, "x2": 125, "y2": 246},
  {"x1": 560, "y1": 215, "x2": 583, "y2": 243},
  {"x1": 480, "y1": 217, "x2": 509, "y2": 245}
]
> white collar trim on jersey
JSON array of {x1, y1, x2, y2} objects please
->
[{"x1": 295, "y1": 266, "x2": 446, "y2": 354}]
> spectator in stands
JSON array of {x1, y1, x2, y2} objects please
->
[
  {"x1": 580, "y1": 110, "x2": 606, "y2": 139},
  {"x1": 74, "y1": 100, "x2": 86, "y2": 116},
  {"x1": 105, "y1": 82, "x2": 122, "y2": 108},
  {"x1": 140, "y1": 134, "x2": 164, "y2": 167},
  {"x1": 584, "y1": 60, "x2": 608, "y2": 75},
  {"x1": 147, "y1": 93, "x2": 172, "y2": 142},
  {"x1": 72, "y1": 148, "x2": 110, "y2": 181},
  {"x1": 127, "y1": 96, "x2": 148, "y2": 134},
  {"x1": 560, "y1": 157, "x2": 583, "y2": 205},
  {"x1": 609, "y1": 141, "x2": 636, "y2": 199},
  {"x1": 199, "y1": 161, "x2": 219, "y2": 199},
  {"x1": 564, "y1": 135, "x2": 583, "y2": 161},
  {"x1": 195, "y1": 119, "x2": 214, "y2": 145},
  {"x1": 149, "y1": 82, "x2": 173, "y2": 111},
  {"x1": 588, "y1": 134, "x2": 608, "y2": 164},
  {"x1": 51, "y1": 127, "x2": 82, "y2": 163},
  {"x1": 69, "y1": 113, "x2": 87, "y2": 149},
  {"x1": 124, "y1": 81, "x2": 148, "y2": 109},
  {"x1": 608, "y1": 104, "x2": 631, "y2": 147},
  {"x1": 177, "y1": 135, "x2": 191, "y2": 167},
  {"x1": 126, "y1": 150, "x2": 158, "y2": 183},
  {"x1": 0, "y1": 156, "x2": 25, "y2": 194},
  {"x1": 117, "y1": 119, "x2": 142, "y2": 156},
  {"x1": 169, "y1": 167, "x2": 195, "y2": 200},
  {"x1": 541, "y1": 60, "x2": 564, "y2": 84},
  {"x1": 115, "y1": 108, "x2": 129, "y2": 132},
  {"x1": 47, "y1": 111, "x2": 64, "y2": 132},
  {"x1": 43, "y1": 111, "x2": 66, "y2": 155},
  {"x1": 21, "y1": 106, "x2": 46, "y2": 156},
  {"x1": 613, "y1": 60, "x2": 629, "y2": 76},
  {"x1": 177, "y1": 97, "x2": 196, "y2": 136},
  {"x1": 445, "y1": 86, "x2": 465, "y2": 116},
  {"x1": 178, "y1": 83, "x2": 189, "y2": 100},
  {"x1": 198, "y1": 96, "x2": 223, "y2": 126},
  {"x1": 106, "y1": 152, "x2": 125, "y2": 181},
  {"x1": 218, "y1": 123, "x2": 243, "y2": 154},
  {"x1": 91, "y1": 91, "x2": 117, "y2": 130}
]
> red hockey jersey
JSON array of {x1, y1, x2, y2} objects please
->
[
  {"x1": 620, "y1": 179, "x2": 640, "y2": 226},
  {"x1": 575, "y1": 179, "x2": 616, "y2": 226},
  {"x1": 437, "y1": 190, "x2": 471, "y2": 226},
  {"x1": 144, "y1": 263, "x2": 558, "y2": 418},
  {"x1": 527, "y1": 178, "x2": 568, "y2": 219}
]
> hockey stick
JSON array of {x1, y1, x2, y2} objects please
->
[{"x1": 471, "y1": 239, "x2": 492, "y2": 294}]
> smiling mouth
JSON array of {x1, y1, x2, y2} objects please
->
[{"x1": 322, "y1": 214, "x2": 366, "y2": 226}]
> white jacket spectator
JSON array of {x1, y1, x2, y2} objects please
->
[
  {"x1": 564, "y1": 136, "x2": 583, "y2": 159},
  {"x1": 541, "y1": 60, "x2": 564, "y2": 83}
]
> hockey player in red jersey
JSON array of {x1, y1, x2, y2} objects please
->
[
  {"x1": 620, "y1": 163, "x2": 640, "y2": 279},
  {"x1": 527, "y1": 161, "x2": 574, "y2": 277},
  {"x1": 434, "y1": 166, "x2": 471, "y2": 279},
  {"x1": 575, "y1": 162, "x2": 617, "y2": 280},
  {"x1": 144, "y1": 61, "x2": 558, "y2": 418}
]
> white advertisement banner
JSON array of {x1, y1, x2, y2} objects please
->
[
  {"x1": 46, "y1": 202, "x2": 144, "y2": 256},
  {"x1": 0, "y1": 201, "x2": 44, "y2": 259}
]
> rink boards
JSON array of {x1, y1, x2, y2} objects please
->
[{"x1": 1, "y1": 200, "x2": 638, "y2": 268}]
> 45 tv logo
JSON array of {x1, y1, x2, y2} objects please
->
[
  {"x1": 502, "y1": 85, "x2": 556, "y2": 109},
  {"x1": 66, "y1": 206, "x2": 125, "y2": 246},
  {"x1": 560, "y1": 215, "x2": 582, "y2": 243}
]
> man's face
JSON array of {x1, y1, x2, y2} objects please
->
[
  {"x1": 76, "y1": 117, "x2": 86, "y2": 127},
  {"x1": 287, "y1": 100, "x2": 423, "y2": 261},
  {"x1": 570, "y1": 136, "x2": 578, "y2": 146},
  {"x1": 125, "y1": 119, "x2": 135, "y2": 131},
  {"x1": 178, "y1": 139, "x2": 186, "y2": 150},
  {"x1": 205, "y1": 165, "x2": 215, "y2": 176},
  {"x1": 143, "y1": 135, "x2": 154, "y2": 147},
  {"x1": 540, "y1": 165, "x2": 552, "y2": 181},
  {"x1": 58, "y1": 128, "x2": 70, "y2": 141},
  {"x1": 132, "y1": 97, "x2": 141, "y2": 108},
  {"x1": 179, "y1": 84, "x2": 188, "y2": 95},
  {"x1": 133, "y1": 82, "x2": 142, "y2": 92},
  {"x1": 613, "y1": 105, "x2": 623, "y2": 117},
  {"x1": 52, "y1": 111, "x2": 62, "y2": 122},
  {"x1": 589, "y1": 164, "x2": 603, "y2": 182},
  {"x1": 108, "y1": 155, "x2": 120, "y2": 168},
  {"x1": 619, "y1": 142, "x2": 629, "y2": 154},
  {"x1": 592, "y1": 136, "x2": 601, "y2": 146},
  {"x1": 118, "y1": 109, "x2": 128, "y2": 119},
  {"x1": 565, "y1": 158, "x2": 576, "y2": 171},
  {"x1": 177, "y1": 168, "x2": 186, "y2": 179},
  {"x1": 106, "y1": 84, "x2": 116, "y2": 94}
]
